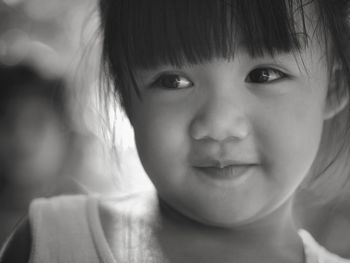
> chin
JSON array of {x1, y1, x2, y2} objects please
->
[{"x1": 180, "y1": 204, "x2": 258, "y2": 229}]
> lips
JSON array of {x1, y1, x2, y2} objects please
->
[{"x1": 194, "y1": 164, "x2": 256, "y2": 179}]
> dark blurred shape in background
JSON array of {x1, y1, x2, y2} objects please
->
[
  {"x1": 0, "y1": 0, "x2": 122, "y2": 245},
  {"x1": 0, "y1": 63, "x2": 76, "y2": 244}
]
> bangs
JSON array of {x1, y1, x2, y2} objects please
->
[{"x1": 102, "y1": 0, "x2": 311, "y2": 70}]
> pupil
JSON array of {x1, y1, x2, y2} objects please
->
[
  {"x1": 163, "y1": 75, "x2": 181, "y2": 88},
  {"x1": 259, "y1": 70, "x2": 269, "y2": 82},
  {"x1": 172, "y1": 76, "x2": 181, "y2": 88}
]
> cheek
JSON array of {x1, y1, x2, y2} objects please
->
[
  {"x1": 131, "y1": 101, "x2": 190, "y2": 182},
  {"x1": 255, "y1": 92, "x2": 325, "y2": 186}
]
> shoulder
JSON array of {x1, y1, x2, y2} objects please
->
[
  {"x1": 299, "y1": 229, "x2": 350, "y2": 263},
  {"x1": 0, "y1": 219, "x2": 31, "y2": 263},
  {"x1": 28, "y1": 194, "x2": 93, "y2": 236},
  {"x1": 0, "y1": 195, "x2": 93, "y2": 263},
  {"x1": 30, "y1": 194, "x2": 91, "y2": 211},
  {"x1": 29, "y1": 194, "x2": 95, "y2": 227}
]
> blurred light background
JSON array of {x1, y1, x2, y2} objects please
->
[{"x1": 0, "y1": 0, "x2": 349, "y2": 259}]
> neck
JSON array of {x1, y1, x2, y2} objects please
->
[{"x1": 157, "y1": 198, "x2": 304, "y2": 263}]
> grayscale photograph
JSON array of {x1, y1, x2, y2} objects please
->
[{"x1": 1, "y1": 1, "x2": 350, "y2": 262}]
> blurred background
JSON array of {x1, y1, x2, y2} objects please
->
[
  {"x1": 0, "y1": 0, "x2": 151, "y2": 246},
  {"x1": 0, "y1": 0, "x2": 349, "y2": 258}
]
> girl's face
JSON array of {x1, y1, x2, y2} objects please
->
[{"x1": 129, "y1": 29, "x2": 332, "y2": 227}]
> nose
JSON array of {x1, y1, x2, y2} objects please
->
[{"x1": 189, "y1": 90, "x2": 251, "y2": 142}]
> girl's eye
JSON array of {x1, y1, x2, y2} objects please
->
[
  {"x1": 152, "y1": 74, "x2": 193, "y2": 89},
  {"x1": 246, "y1": 68, "x2": 287, "y2": 83}
]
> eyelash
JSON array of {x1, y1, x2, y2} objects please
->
[{"x1": 150, "y1": 67, "x2": 288, "y2": 90}]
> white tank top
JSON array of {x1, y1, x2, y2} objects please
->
[{"x1": 28, "y1": 195, "x2": 350, "y2": 263}]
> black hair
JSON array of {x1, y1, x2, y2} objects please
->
[
  {"x1": 98, "y1": 0, "x2": 350, "y2": 193},
  {"x1": 99, "y1": 0, "x2": 350, "y2": 110}
]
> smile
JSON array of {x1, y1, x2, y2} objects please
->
[{"x1": 195, "y1": 164, "x2": 256, "y2": 180}]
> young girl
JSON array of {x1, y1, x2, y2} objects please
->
[{"x1": 2, "y1": 0, "x2": 350, "y2": 262}]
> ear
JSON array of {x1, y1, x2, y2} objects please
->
[{"x1": 323, "y1": 65, "x2": 349, "y2": 120}]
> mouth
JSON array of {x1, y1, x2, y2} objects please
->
[
  {"x1": 195, "y1": 164, "x2": 255, "y2": 177},
  {"x1": 193, "y1": 161, "x2": 258, "y2": 184}
]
